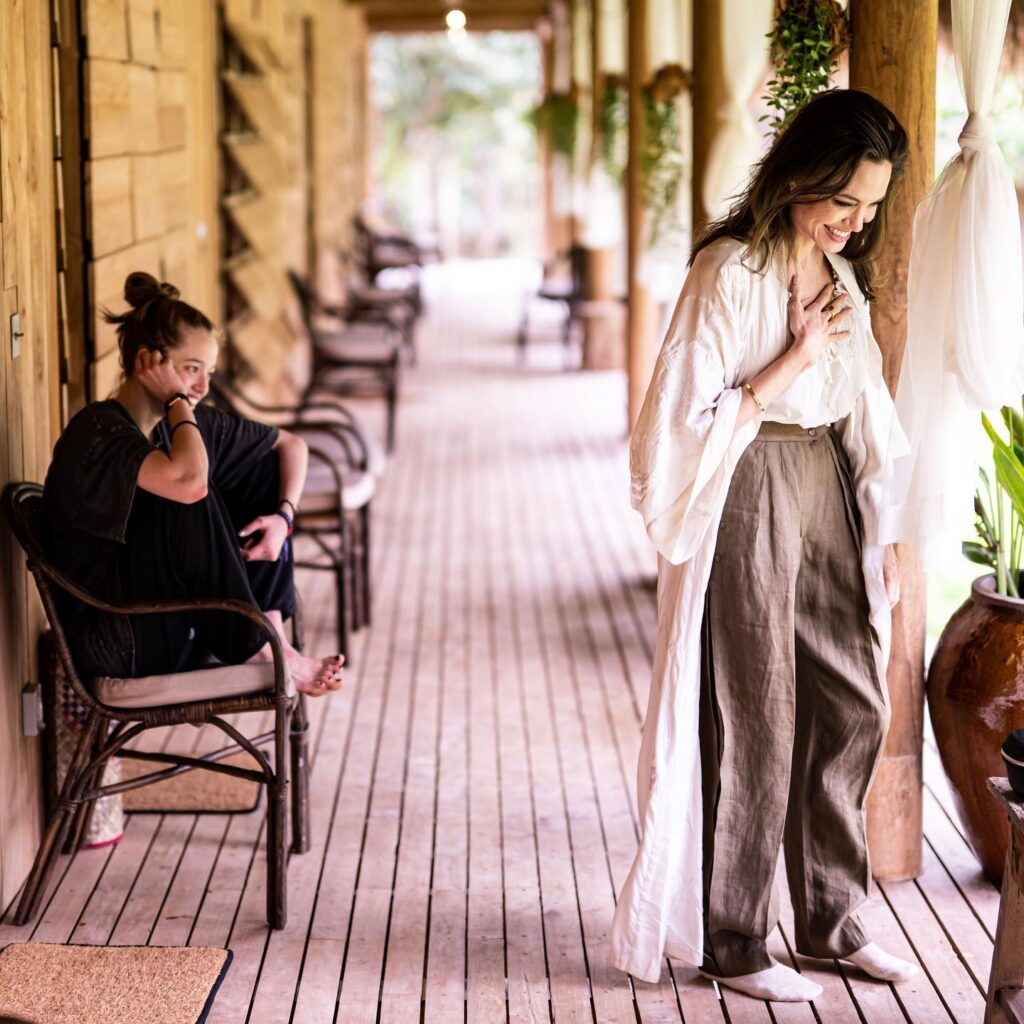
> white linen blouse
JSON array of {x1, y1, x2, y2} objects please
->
[{"x1": 610, "y1": 235, "x2": 906, "y2": 984}]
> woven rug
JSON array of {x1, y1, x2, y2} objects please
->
[
  {"x1": 0, "y1": 943, "x2": 231, "y2": 1024},
  {"x1": 120, "y1": 752, "x2": 262, "y2": 813}
]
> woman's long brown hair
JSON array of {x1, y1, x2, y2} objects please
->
[{"x1": 690, "y1": 89, "x2": 909, "y2": 300}]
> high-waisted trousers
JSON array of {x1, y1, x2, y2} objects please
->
[{"x1": 699, "y1": 420, "x2": 890, "y2": 978}]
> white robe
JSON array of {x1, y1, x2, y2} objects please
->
[{"x1": 609, "y1": 237, "x2": 906, "y2": 984}]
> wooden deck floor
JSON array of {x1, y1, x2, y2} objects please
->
[{"x1": 0, "y1": 261, "x2": 1001, "y2": 1023}]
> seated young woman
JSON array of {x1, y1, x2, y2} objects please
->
[{"x1": 42, "y1": 271, "x2": 344, "y2": 697}]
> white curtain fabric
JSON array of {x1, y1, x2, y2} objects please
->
[
  {"x1": 883, "y1": 0, "x2": 1024, "y2": 564},
  {"x1": 701, "y1": 0, "x2": 772, "y2": 218}
]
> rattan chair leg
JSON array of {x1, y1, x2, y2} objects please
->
[
  {"x1": 290, "y1": 696, "x2": 311, "y2": 855},
  {"x1": 15, "y1": 714, "x2": 100, "y2": 924},
  {"x1": 340, "y1": 522, "x2": 354, "y2": 653},
  {"x1": 349, "y1": 519, "x2": 364, "y2": 633},
  {"x1": 361, "y1": 505, "x2": 372, "y2": 628},
  {"x1": 385, "y1": 378, "x2": 397, "y2": 453},
  {"x1": 64, "y1": 722, "x2": 110, "y2": 854},
  {"x1": 266, "y1": 702, "x2": 291, "y2": 929}
]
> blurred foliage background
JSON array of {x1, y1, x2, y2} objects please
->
[{"x1": 369, "y1": 32, "x2": 543, "y2": 259}]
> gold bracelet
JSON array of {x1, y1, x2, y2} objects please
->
[{"x1": 745, "y1": 382, "x2": 766, "y2": 413}]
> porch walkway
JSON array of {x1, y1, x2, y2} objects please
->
[{"x1": 0, "y1": 261, "x2": 1000, "y2": 1023}]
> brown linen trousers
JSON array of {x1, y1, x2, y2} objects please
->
[{"x1": 699, "y1": 420, "x2": 891, "y2": 978}]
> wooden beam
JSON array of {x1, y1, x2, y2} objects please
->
[
  {"x1": 365, "y1": 13, "x2": 549, "y2": 32},
  {"x1": 849, "y1": 0, "x2": 938, "y2": 882},
  {"x1": 626, "y1": 0, "x2": 657, "y2": 428},
  {"x1": 690, "y1": 0, "x2": 725, "y2": 237}
]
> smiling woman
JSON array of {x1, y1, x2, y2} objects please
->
[
  {"x1": 611, "y1": 90, "x2": 920, "y2": 999},
  {"x1": 40, "y1": 272, "x2": 346, "y2": 697}
]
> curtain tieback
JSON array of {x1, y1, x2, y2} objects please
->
[{"x1": 958, "y1": 112, "x2": 999, "y2": 155}]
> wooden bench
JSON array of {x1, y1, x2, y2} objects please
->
[{"x1": 985, "y1": 778, "x2": 1024, "y2": 1023}]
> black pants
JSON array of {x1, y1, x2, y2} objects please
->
[{"x1": 92, "y1": 452, "x2": 294, "y2": 678}]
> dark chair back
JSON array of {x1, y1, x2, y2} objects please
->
[
  {"x1": 287, "y1": 269, "x2": 316, "y2": 337},
  {"x1": 3, "y1": 482, "x2": 98, "y2": 709}
]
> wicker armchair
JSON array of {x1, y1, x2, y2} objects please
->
[
  {"x1": 287, "y1": 270, "x2": 401, "y2": 453},
  {"x1": 3, "y1": 483, "x2": 310, "y2": 930},
  {"x1": 206, "y1": 377, "x2": 377, "y2": 657}
]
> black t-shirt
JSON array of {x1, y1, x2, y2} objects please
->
[{"x1": 42, "y1": 400, "x2": 279, "y2": 674}]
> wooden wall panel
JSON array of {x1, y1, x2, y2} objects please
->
[
  {"x1": 0, "y1": 0, "x2": 61, "y2": 910},
  {"x1": 83, "y1": 0, "x2": 129, "y2": 60},
  {"x1": 0, "y1": 0, "x2": 369, "y2": 906},
  {"x1": 90, "y1": 156, "x2": 134, "y2": 256}
]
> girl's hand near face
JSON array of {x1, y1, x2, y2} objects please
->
[
  {"x1": 134, "y1": 349, "x2": 189, "y2": 407},
  {"x1": 787, "y1": 273, "x2": 853, "y2": 370},
  {"x1": 238, "y1": 514, "x2": 290, "y2": 562}
]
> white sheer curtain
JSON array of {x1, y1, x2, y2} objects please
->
[
  {"x1": 883, "y1": 0, "x2": 1024, "y2": 564},
  {"x1": 701, "y1": 0, "x2": 772, "y2": 219}
]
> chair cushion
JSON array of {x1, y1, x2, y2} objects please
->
[
  {"x1": 300, "y1": 462, "x2": 375, "y2": 514},
  {"x1": 92, "y1": 662, "x2": 292, "y2": 709}
]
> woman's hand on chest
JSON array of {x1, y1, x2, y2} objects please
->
[{"x1": 787, "y1": 272, "x2": 853, "y2": 370}]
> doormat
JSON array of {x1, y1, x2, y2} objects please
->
[
  {"x1": 0, "y1": 943, "x2": 232, "y2": 1024},
  {"x1": 120, "y1": 752, "x2": 262, "y2": 814}
]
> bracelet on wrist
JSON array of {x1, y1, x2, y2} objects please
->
[
  {"x1": 279, "y1": 497, "x2": 298, "y2": 516},
  {"x1": 744, "y1": 381, "x2": 767, "y2": 414},
  {"x1": 164, "y1": 392, "x2": 190, "y2": 414},
  {"x1": 273, "y1": 509, "x2": 294, "y2": 537},
  {"x1": 169, "y1": 420, "x2": 200, "y2": 440}
]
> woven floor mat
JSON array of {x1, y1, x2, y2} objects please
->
[
  {"x1": 0, "y1": 943, "x2": 232, "y2": 1024},
  {"x1": 120, "y1": 751, "x2": 262, "y2": 813}
]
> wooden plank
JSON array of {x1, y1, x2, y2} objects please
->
[
  {"x1": 127, "y1": 0, "x2": 159, "y2": 66},
  {"x1": 223, "y1": 136, "x2": 290, "y2": 194},
  {"x1": 222, "y1": 73, "x2": 290, "y2": 142},
  {"x1": 224, "y1": 193, "x2": 283, "y2": 262},
  {"x1": 157, "y1": 149, "x2": 188, "y2": 230},
  {"x1": 83, "y1": 0, "x2": 129, "y2": 61},
  {"x1": 69, "y1": 815, "x2": 162, "y2": 945},
  {"x1": 158, "y1": 69, "x2": 186, "y2": 148},
  {"x1": 227, "y1": 255, "x2": 290, "y2": 323},
  {"x1": 89, "y1": 156, "x2": 134, "y2": 258},
  {"x1": 131, "y1": 153, "x2": 166, "y2": 240},
  {"x1": 89, "y1": 238, "x2": 161, "y2": 356},
  {"x1": 159, "y1": 229, "x2": 189, "y2": 294},
  {"x1": 157, "y1": 0, "x2": 186, "y2": 68},
  {"x1": 85, "y1": 59, "x2": 133, "y2": 158},
  {"x1": 108, "y1": 815, "x2": 195, "y2": 946},
  {"x1": 129, "y1": 64, "x2": 160, "y2": 154}
]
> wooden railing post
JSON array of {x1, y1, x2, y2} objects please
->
[{"x1": 849, "y1": 0, "x2": 938, "y2": 881}]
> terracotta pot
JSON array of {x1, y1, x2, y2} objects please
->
[{"x1": 927, "y1": 574, "x2": 1024, "y2": 884}]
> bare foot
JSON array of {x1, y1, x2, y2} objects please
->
[{"x1": 286, "y1": 650, "x2": 345, "y2": 696}]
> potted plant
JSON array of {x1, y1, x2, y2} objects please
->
[
  {"x1": 928, "y1": 404, "x2": 1024, "y2": 883},
  {"x1": 640, "y1": 64, "x2": 691, "y2": 250},
  {"x1": 762, "y1": 0, "x2": 850, "y2": 135}
]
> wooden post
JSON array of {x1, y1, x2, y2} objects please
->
[
  {"x1": 849, "y1": 0, "x2": 937, "y2": 881},
  {"x1": 540, "y1": 24, "x2": 557, "y2": 266},
  {"x1": 626, "y1": 0, "x2": 658, "y2": 426},
  {"x1": 690, "y1": 0, "x2": 725, "y2": 238}
]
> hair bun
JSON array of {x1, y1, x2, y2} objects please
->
[{"x1": 123, "y1": 271, "x2": 179, "y2": 309}]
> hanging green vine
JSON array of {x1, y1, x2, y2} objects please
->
[
  {"x1": 762, "y1": 0, "x2": 850, "y2": 135},
  {"x1": 529, "y1": 89, "x2": 580, "y2": 160},
  {"x1": 641, "y1": 64, "x2": 691, "y2": 249},
  {"x1": 598, "y1": 73, "x2": 628, "y2": 182}
]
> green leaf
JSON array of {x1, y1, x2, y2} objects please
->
[
  {"x1": 994, "y1": 448, "x2": 1024, "y2": 523},
  {"x1": 963, "y1": 541, "x2": 997, "y2": 567}
]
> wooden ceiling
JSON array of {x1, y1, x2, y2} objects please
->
[{"x1": 348, "y1": 0, "x2": 552, "y2": 33}]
